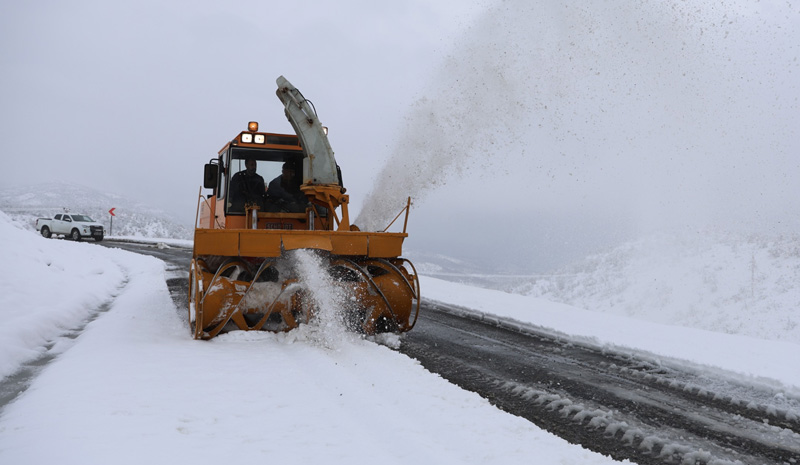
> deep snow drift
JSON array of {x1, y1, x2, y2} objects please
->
[{"x1": 517, "y1": 230, "x2": 800, "y2": 344}]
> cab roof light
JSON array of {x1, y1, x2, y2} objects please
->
[
  {"x1": 248, "y1": 121, "x2": 258, "y2": 131},
  {"x1": 241, "y1": 133, "x2": 253, "y2": 143}
]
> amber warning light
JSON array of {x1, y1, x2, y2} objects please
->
[{"x1": 248, "y1": 121, "x2": 258, "y2": 131}]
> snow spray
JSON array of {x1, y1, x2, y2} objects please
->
[
  {"x1": 356, "y1": 0, "x2": 800, "y2": 235},
  {"x1": 290, "y1": 249, "x2": 352, "y2": 349}
]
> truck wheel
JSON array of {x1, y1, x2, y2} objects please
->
[
  {"x1": 41, "y1": 226, "x2": 51, "y2": 238},
  {"x1": 71, "y1": 229, "x2": 82, "y2": 241}
]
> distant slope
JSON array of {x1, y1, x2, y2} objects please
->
[
  {"x1": 514, "y1": 231, "x2": 800, "y2": 344},
  {"x1": 403, "y1": 249, "x2": 551, "y2": 290},
  {"x1": 0, "y1": 183, "x2": 192, "y2": 239},
  {"x1": 404, "y1": 249, "x2": 484, "y2": 276}
]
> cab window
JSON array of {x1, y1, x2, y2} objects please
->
[{"x1": 226, "y1": 147, "x2": 303, "y2": 214}]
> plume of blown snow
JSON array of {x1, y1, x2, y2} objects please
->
[
  {"x1": 357, "y1": 1, "x2": 800, "y2": 238},
  {"x1": 289, "y1": 249, "x2": 353, "y2": 350}
]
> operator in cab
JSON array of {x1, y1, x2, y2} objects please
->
[
  {"x1": 266, "y1": 161, "x2": 308, "y2": 213},
  {"x1": 229, "y1": 157, "x2": 265, "y2": 212}
]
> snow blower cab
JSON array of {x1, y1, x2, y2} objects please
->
[{"x1": 189, "y1": 76, "x2": 419, "y2": 340}]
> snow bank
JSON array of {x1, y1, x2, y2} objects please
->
[
  {"x1": 517, "y1": 231, "x2": 800, "y2": 344},
  {"x1": 0, "y1": 211, "x2": 133, "y2": 379},
  {"x1": 421, "y1": 274, "x2": 800, "y2": 389},
  {"x1": 0, "y1": 212, "x2": 623, "y2": 464}
]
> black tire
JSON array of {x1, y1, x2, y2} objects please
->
[
  {"x1": 71, "y1": 229, "x2": 81, "y2": 241},
  {"x1": 41, "y1": 226, "x2": 51, "y2": 239},
  {"x1": 94, "y1": 235, "x2": 104, "y2": 242}
]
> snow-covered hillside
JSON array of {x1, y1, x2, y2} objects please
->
[
  {"x1": 0, "y1": 183, "x2": 192, "y2": 239},
  {"x1": 404, "y1": 249, "x2": 487, "y2": 278},
  {"x1": 410, "y1": 226, "x2": 800, "y2": 346},
  {"x1": 514, "y1": 230, "x2": 800, "y2": 344}
]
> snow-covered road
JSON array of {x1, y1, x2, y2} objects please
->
[
  {"x1": 1, "y1": 212, "x2": 798, "y2": 464},
  {"x1": 0, "y1": 213, "x2": 624, "y2": 464},
  {"x1": 403, "y1": 305, "x2": 800, "y2": 464}
]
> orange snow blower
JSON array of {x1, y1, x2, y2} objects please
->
[{"x1": 188, "y1": 76, "x2": 420, "y2": 340}]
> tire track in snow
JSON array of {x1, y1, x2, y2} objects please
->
[
  {"x1": 399, "y1": 302, "x2": 800, "y2": 465},
  {"x1": 0, "y1": 286, "x2": 126, "y2": 414},
  {"x1": 0, "y1": 240, "x2": 190, "y2": 415}
]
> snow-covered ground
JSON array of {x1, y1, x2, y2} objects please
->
[
  {"x1": 515, "y1": 231, "x2": 800, "y2": 344},
  {"x1": 0, "y1": 211, "x2": 624, "y2": 464},
  {"x1": 1, "y1": 210, "x2": 798, "y2": 464}
]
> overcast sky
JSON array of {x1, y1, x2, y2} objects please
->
[
  {"x1": 0, "y1": 0, "x2": 480, "y2": 206},
  {"x1": 2, "y1": 1, "x2": 798, "y2": 272}
]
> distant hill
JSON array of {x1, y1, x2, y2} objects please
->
[
  {"x1": 402, "y1": 248, "x2": 544, "y2": 290},
  {"x1": 0, "y1": 183, "x2": 192, "y2": 239},
  {"x1": 404, "y1": 249, "x2": 483, "y2": 276},
  {"x1": 409, "y1": 229, "x2": 800, "y2": 344},
  {"x1": 513, "y1": 230, "x2": 800, "y2": 344}
]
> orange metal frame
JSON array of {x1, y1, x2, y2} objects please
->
[{"x1": 193, "y1": 228, "x2": 406, "y2": 259}]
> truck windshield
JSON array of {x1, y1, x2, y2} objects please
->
[{"x1": 227, "y1": 147, "x2": 302, "y2": 214}]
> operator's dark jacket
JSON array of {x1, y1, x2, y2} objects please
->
[
  {"x1": 229, "y1": 170, "x2": 265, "y2": 211},
  {"x1": 267, "y1": 175, "x2": 304, "y2": 203}
]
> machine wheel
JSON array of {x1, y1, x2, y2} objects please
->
[
  {"x1": 71, "y1": 229, "x2": 81, "y2": 241},
  {"x1": 40, "y1": 226, "x2": 51, "y2": 238}
]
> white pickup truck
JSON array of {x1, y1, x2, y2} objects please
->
[{"x1": 36, "y1": 214, "x2": 105, "y2": 242}]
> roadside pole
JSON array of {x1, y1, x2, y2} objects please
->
[{"x1": 109, "y1": 208, "x2": 116, "y2": 235}]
